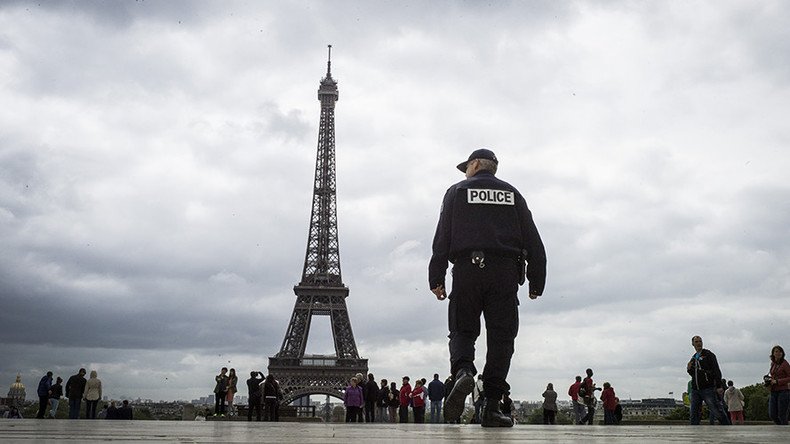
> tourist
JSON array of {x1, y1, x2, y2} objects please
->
[
  {"x1": 5, "y1": 406, "x2": 23, "y2": 419},
  {"x1": 213, "y1": 367, "x2": 228, "y2": 417},
  {"x1": 119, "y1": 400, "x2": 133, "y2": 420},
  {"x1": 471, "y1": 374, "x2": 484, "y2": 423},
  {"x1": 344, "y1": 377, "x2": 364, "y2": 422},
  {"x1": 363, "y1": 373, "x2": 379, "y2": 423},
  {"x1": 226, "y1": 368, "x2": 238, "y2": 416},
  {"x1": 262, "y1": 374, "x2": 280, "y2": 422},
  {"x1": 83, "y1": 370, "x2": 102, "y2": 419},
  {"x1": 601, "y1": 382, "x2": 617, "y2": 425},
  {"x1": 613, "y1": 397, "x2": 623, "y2": 424},
  {"x1": 103, "y1": 401, "x2": 116, "y2": 419},
  {"x1": 246, "y1": 371, "x2": 264, "y2": 422},
  {"x1": 443, "y1": 374, "x2": 458, "y2": 424},
  {"x1": 48, "y1": 376, "x2": 63, "y2": 418},
  {"x1": 399, "y1": 376, "x2": 412, "y2": 423},
  {"x1": 542, "y1": 383, "x2": 558, "y2": 424},
  {"x1": 428, "y1": 373, "x2": 445, "y2": 423},
  {"x1": 387, "y1": 381, "x2": 399, "y2": 422},
  {"x1": 687, "y1": 336, "x2": 728, "y2": 425},
  {"x1": 568, "y1": 375, "x2": 584, "y2": 424},
  {"x1": 501, "y1": 392, "x2": 514, "y2": 420},
  {"x1": 768, "y1": 345, "x2": 790, "y2": 425},
  {"x1": 377, "y1": 379, "x2": 389, "y2": 422},
  {"x1": 724, "y1": 380, "x2": 745, "y2": 425},
  {"x1": 65, "y1": 368, "x2": 87, "y2": 419},
  {"x1": 411, "y1": 379, "x2": 426, "y2": 423},
  {"x1": 36, "y1": 371, "x2": 53, "y2": 418},
  {"x1": 580, "y1": 369, "x2": 600, "y2": 425}
]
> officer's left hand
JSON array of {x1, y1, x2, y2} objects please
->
[
  {"x1": 528, "y1": 292, "x2": 540, "y2": 300},
  {"x1": 431, "y1": 285, "x2": 447, "y2": 301}
]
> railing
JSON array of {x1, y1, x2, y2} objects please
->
[{"x1": 300, "y1": 357, "x2": 337, "y2": 366}]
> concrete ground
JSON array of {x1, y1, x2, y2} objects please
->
[{"x1": 0, "y1": 420, "x2": 787, "y2": 443}]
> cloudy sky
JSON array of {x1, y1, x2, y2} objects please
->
[{"x1": 1, "y1": 0, "x2": 789, "y2": 403}]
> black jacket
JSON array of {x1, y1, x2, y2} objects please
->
[
  {"x1": 688, "y1": 348, "x2": 723, "y2": 390},
  {"x1": 429, "y1": 171, "x2": 546, "y2": 295},
  {"x1": 49, "y1": 383, "x2": 63, "y2": 400},
  {"x1": 364, "y1": 380, "x2": 379, "y2": 403},
  {"x1": 65, "y1": 374, "x2": 86, "y2": 399}
]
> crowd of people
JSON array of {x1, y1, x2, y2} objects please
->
[
  {"x1": 29, "y1": 368, "x2": 133, "y2": 420},
  {"x1": 213, "y1": 367, "x2": 283, "y2": 422}
]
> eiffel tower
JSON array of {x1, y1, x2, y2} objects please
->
[{"x1": 268, "y1": 46, "x2": 368, "y2": 405}]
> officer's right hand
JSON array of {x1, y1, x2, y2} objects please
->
[{"x1": 431, "y1": 285, "x2": 447, "y2": 301}]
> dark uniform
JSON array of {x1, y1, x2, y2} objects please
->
[{"x1": 429, "y1": 149, "x2": 546, "y2": 408}]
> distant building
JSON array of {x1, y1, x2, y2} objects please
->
[
  {"x1": 620, "y1": 398, "x2": 682, "y2": 418},
  {"x1": 1, "y1": 374, "x2": 27, "y2": 412}
]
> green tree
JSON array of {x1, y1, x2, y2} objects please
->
[
  {"x1": 741, "y1": 383, "x2": 769, "y2": 421},
  {"x1": 665, "y1": 406, "x2": 690, "y2": 421}
]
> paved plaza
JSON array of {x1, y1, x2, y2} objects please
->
[{"x1": 0, "y1": 420, "x2": 787, "y2": 443}]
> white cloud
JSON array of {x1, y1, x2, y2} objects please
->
[{"x1": 1, "y1": 0, "x2": 789, "y2": 403}]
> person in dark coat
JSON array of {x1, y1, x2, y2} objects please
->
[
  {"x1": 36, "y1": 371, "x2": 53, "y2": 418},
  {"x1": 363, "y1": 373, "x2": 379, "y2": 422},
  {"x1": 377, "y1": 379, "x2": 390, "y2": 422},
  {"x1": 428, "y1": 373, "x2": 446, "y2": 423},
  {"x1": 263, "y1": 374, "x2": 280, "y2": 422},
  {"x1": 48, "y1": 376, "x2": 63, "y2": 418},
  {"x1": 246, "y1": 371, "x2": 263, "y2": 421},
  {"x1": 118, "y1": 400, "x2": 133, "y2": 420},
  {"x1": 106, "y1": 401, "x2": 119, "y2": 419},
  {"x1": 65, "y1": 368, "x2": 87, "y2": 419}
]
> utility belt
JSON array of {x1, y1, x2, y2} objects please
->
[{"x1": 453, "y1": 249, "x2": 527, "y2": 285}]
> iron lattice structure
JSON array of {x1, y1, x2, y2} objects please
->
[{"x1": 268, "y1": 46, "x2": 368, "y2": 405}]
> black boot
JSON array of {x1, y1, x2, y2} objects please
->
[
  {"x1": 481, "y1": 398, "x2": 513, "y2": 428},
  {"x1": 443, "y1": 369, "x2": 475, "y2": 423}
]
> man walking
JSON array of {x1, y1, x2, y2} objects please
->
[
  {"x1": 427, "y1": 373, "x2": 445, "y2": 423},
  {"x1": 687, "y1": 335, "x2": 729, "y2": 425},
  {"x1": 430, "y1": 148, "x2": 547, "y2": 427},
  {"x1": 65, "y1": 368, "x2": 87, "y2": 419}
]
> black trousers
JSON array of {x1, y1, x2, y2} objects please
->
[
  {"x1": 364, "y1": 401, "x2": 376, "y2": 422},
  {"x1": 448, "y1": 258, "x2": 519, "y2": 401},
  {"x1": 37, "y1": 395, "x2": 49, "y2": 418},
  {"x1": 413, "y1": 406, "x2": 425, "y2": 423},
  {"x1": 264, "y1": 398, "x2": 278, "y2": 421},
  {"x1": 543, "y1": 408, "x2": 556, "y2": 424},
  {"x1": 215, "y1": 391, "x2": 226, "y2": 415},
  {"x1": 247, "y1": 395, "x2": 262, "y2": 421},
  {"x1": 399, "y1": 405, "x2": 409, "y2": 423}
]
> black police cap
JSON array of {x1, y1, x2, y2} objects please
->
[{"x1": 456, "y1": 148, "x2": 498, "y2": 172}]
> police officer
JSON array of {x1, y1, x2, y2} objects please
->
[{"x1": 429, "y1": 148, "x2": 546, "y2": 427}]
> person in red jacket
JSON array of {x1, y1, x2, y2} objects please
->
[
  {"x1": 768, "y1": 345, "x2": 790, "y2": 425},
  {"x1": 411, "y1": 380, "x2": 426, "y2": 423},
  {"x1": 600, "y1": 382, "x2": 617, "y2": 425},
  {"x1": 568, "y1": 376, "x2": 584, "y2": 424},
  {"x1": 399, "y1": 376, "x2": 412, "y2": 423}
]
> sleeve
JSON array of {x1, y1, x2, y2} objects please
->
[
  {"x1": 428, "y1": 187, "x2": 455, "y2": 289},
  {"x1": 777, "y1": 361, "x2": 790, "y2": 386},
  {"x1": 709, "y1": 352, "x2": 723, "y2": 388},
  {"x1": 516, "y1": 194, "x2": 547, "y2": 295}
]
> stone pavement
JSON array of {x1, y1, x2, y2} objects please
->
[{"x1": 0, "y1": 420, "x2": 787, "y2": 443}]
